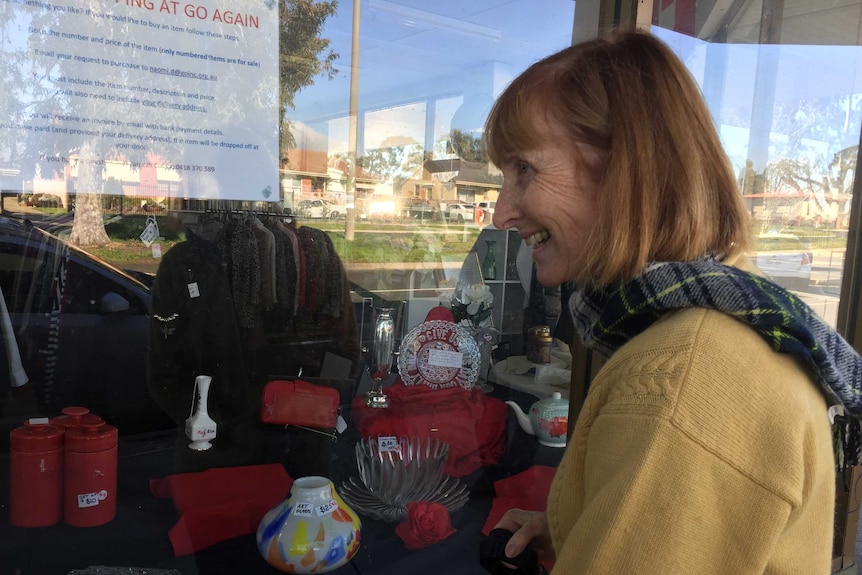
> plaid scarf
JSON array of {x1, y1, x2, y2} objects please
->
[{"x1": 569, "y1": 259, "x2": 862, "y2": 415}]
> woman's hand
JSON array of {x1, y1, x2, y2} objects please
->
[{"x1": 493, "y1": 508, "x2": 555, "y2": 562}]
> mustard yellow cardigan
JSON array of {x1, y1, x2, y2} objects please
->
[{"x1": 548, "y1": 258, "x2": 835, "y2": 574}]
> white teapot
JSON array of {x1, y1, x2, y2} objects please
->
[{"x1": 506, "y1": 392, "x2": 569, "y2": 448}]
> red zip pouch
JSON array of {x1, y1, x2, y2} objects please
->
[{"x1": 260, "y1": 379, "x2": 340, "y2": 429}]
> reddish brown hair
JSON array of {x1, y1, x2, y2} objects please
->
[{"x1": 485, "y1": 30, "x2": 751, "y2": 286}]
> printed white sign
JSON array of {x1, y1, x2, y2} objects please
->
[{"x1": 428, "y1": 349, "x2": 463, "y2": 368}]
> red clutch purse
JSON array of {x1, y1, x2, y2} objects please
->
[{"x1": 260, "y1": 379, "x2": 340, "y2": 429}]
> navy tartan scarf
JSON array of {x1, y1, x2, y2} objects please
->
[{"x1": 569, "y1": 259, "x2": 862, "y2": 415}]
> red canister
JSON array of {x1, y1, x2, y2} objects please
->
[
  {"x1": 10, "y1": 419, "x2": 65, "y2": 527},
  {"x1": 63, "y1": 422, "x2": 118, "y2": 527},
  {"x1": 50, "y1": 406, "x2": 104, "y2": 430}
]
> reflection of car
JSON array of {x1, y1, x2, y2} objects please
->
[
  {"x1": 297, "y1": 199, "x2": 345, "y2": 219},
  {"x1": 407, "y1": 202, "x2": 435, "y2": 220},
  {"x1": 445, "y1": 203, "x2": 475, "y2": 223},
  {"x1": 754, "y1": 233, "x2": 812, "y2": 291},
  {"x1": 0, "y1": 216, "x2": 172, "y2": 439}
]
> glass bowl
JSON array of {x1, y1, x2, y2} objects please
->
[{"x1": 338, "y1": 436, "x2": 469, "y2": 522}]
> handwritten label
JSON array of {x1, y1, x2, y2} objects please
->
[
  {"x1": 293, "y1": 502, "x2": 314, "y2": 517},
  {"x1": 316, "y1": 500, "x2": 338, "y2": 516},
  {"x1": 428, "y1": 349, "x2": 463, "y2": 368},
  {"x1": 378, "y1": 436, "x2": 399, "y2": 452},
  {"x1": 139, "y1": 219, "x2": 159, "y2": 247},
  {"x1": 77, "y1": 492, "x2": 100, "y2": 508}
]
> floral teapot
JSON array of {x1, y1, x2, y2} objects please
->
[{"x1": 506, "y1": 392, "x2": 569, "y2": 448}]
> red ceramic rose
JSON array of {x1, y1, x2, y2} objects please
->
[{"x1": 395, "y1": 501, "x2": 457, "y2": 550}]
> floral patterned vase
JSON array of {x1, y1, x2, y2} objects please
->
[{"x1": 257, "y1": 476, "x2": 362, "y2": 574}]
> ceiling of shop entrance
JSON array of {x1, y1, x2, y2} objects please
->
[{"x1": 685, "y1": 0, "x2": 862, "y2": 45}]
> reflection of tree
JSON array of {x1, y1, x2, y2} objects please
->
[
  {"x1": 448, "y1": 129, "x2": 486, "y2": 163},
  {"x1": 279, "y1": 0, "x2": 338, "y2": 158},
  {"x1": 745, "y1": 145, "x2": 856, "y2": 230},
  {"x1": 357, "y1": 142, "x2": 425, "y2": 188},
  {"x1": 740, "y1": 94, "x2": 860, "y2": 231}
]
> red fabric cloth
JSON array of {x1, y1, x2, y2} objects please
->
[
  {"x1": 481, "y1": 465, "x2": 556, "y2": 535},
  {"x1": 352, "y1": 380, "x2": 506, "y2": 477},
  {"x1": 150, "y1": 463, "x2": 293, "y2": 556},
  {"x1": 482, "y1": 465, "x2": 557, "y2": 573}
]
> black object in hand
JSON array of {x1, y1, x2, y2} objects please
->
[{"x1": 479, "y1": 528, "x2": 542, "y2": 575}]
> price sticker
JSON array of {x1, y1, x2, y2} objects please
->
[
  {"x1": 316, "y1": 500, "x2": 338, "y2": 516},
  {"x1": 428, "y1": 349, "x2": 463, "y2": 368},
  {"x1": 378, "y1": 436, "x2": 399, "y2": 452},
  {"x1": 77, "y1": 492, "x2": 100, "y2": 508},
  {"x1": 293, "y1": 502, "x2": 314, "y2": 517}
]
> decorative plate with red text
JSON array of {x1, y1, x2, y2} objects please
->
[{"x1": 397, "y1": 320, "x2": 479, "y2": 390}]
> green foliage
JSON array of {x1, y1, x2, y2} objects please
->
[
  {"x1": 104, "y1": 215, "x2": 186, "y2": 241},
  {"x1": 448, "y1": 129, "x2": 487, "y2": 162},
  {"x1": 357, "y1": 144, "x2": 425, "y2": 181}
]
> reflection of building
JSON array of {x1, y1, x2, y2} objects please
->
[
  {"x1": 743, "y1": 189, "x2": 853, "y2": 229},
  {"x1": 280, "y1": 148, "x2": 502, "y2": 219},
  {"x1": 21, "y1": 155, "x2": 180, "y2": 211}
]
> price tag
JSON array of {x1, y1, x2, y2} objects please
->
[
  {"x1": 316, "y1": 500, "x2": 338, "y2": 516},
  {"x1": 187, "y1": 282, "x2": 200, "y2": 298},
  {"x1": 428, "y1": 349, "x2": 463, "y2": 368},
  {"x1": 77, "y1": 492, "x2": 100, "y2": 508},
  {"x1": 139, "y1": 217, "x2": 159, "y2": 247},
  {"x1": 378, "y1": 436, "x2": 399, "y2": 452},
  {"x1": 336, "y1": 414, "x2": 347, "y2": 434},
  {"x1": 293, "y1": 502, "x2": 314, "y2": 517}
]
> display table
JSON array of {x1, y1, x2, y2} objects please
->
[
  {"x1": 2, "y1": 386, "x2": 563, "y2": 575},
  {"x1": 488, "y1": 359, "x2": 571, "y2": 400}
]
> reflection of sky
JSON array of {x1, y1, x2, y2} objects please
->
[
  {"x1": 290, "y1": 0, "x2": 576, "y2": 154},
  {"x1": 652, "y1": 27, "x2": 862, "y2": 176},
  {"x1": 293, "y1": 6, "x2": 862, "y2": 174}
]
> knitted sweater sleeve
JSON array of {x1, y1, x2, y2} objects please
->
[
  {"x1": 548, "y1": 308, "x2": 834, "y2": 575},
  {"x1": 550, "y1": 411, "x2": 794, "y2": 574}
]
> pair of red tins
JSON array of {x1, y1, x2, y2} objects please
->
[{"x1": 10, "y1": 406, "x2": 118, "y2": 528}]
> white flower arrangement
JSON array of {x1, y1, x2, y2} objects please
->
[{"x1": 449, "y1": 282, "x2": 494, "y2": 328}]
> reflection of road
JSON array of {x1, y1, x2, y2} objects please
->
[{"x1": 787, "y1": 249, "x2": 845, "y2": 328}]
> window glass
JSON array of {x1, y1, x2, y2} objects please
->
[
  {"x1": 0, "y1": 1, "x2": 580, "y2": 573},
  {"x1": 652, "y1": 2, "x2": 862, "y2": 328}
]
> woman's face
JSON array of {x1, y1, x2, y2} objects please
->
[{"x1": 492, "y1": 114, "x2": 601, "y2": 287}]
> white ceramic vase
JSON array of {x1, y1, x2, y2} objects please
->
[{"x1": 257, "y1": 476, "x2": 362, "y2": 574}]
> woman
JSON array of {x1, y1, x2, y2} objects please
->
[{"x1": 488, "y1": 30, "x2": 859, "y2": 574}]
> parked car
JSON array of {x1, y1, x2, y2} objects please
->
[
  {"x1": 445, "y1": 203, "x2": 476, "y2": 223},
  {"x1": 407, "y1": 202, "x2": 435, "y2": 220},
  {"x1": 0, "y1": 216, "x2": 172, "y2": 442},
  {"x1": 753, "y1": 232, "x2": 813, "y2": 291},
  {"x1": 297, "y1": 198, "x2": 345, "y2": 220}
]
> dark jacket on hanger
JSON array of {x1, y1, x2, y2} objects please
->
[{"x1": 147, "y1": 230, "x2": 264, "y2": 473}]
